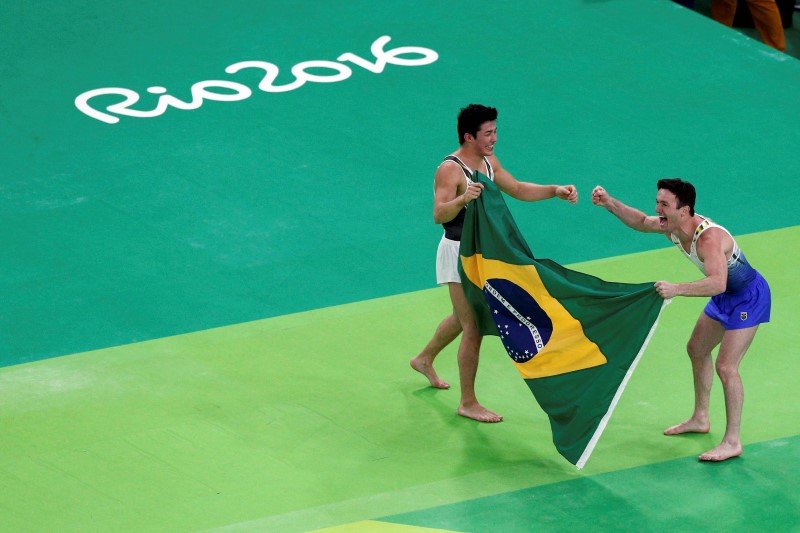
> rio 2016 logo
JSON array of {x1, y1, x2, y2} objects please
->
[{"x1": 75, "y1": 36, "x2": 438, "y2": 124}]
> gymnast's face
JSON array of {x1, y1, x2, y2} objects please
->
[
  {"x1": 655, "y1": 189, "x2": 688, "y2": 231},
  {"x1": 469, "y1": 120, "x2": 497, "y2": 157}
]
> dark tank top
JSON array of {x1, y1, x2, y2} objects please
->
[{"x1": 441, "y1": 155, "x2": 494, "y2": 241}]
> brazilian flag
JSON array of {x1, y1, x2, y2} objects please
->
[{"x1": 459, "y1": 172, "x2": 666, "y2": 468}]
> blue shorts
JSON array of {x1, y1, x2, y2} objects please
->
[{"x1": 704, "y1": 272, "x2": 771, "y2": 330}]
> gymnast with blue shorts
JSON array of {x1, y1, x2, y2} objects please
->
[{"x1": 592, "y1": 178, "x2": 771, "y2": 462}]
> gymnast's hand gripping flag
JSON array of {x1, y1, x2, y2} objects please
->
[{"x1": 458, "y1": 172, "x2": 667, "y2": 469}]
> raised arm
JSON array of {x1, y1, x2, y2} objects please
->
[
  {"x1": 591, "y1": 185, "x2": 662, "y2": 233},
  {"x1": 491, "y1": 156, "x2": 578, "y2": 204}
]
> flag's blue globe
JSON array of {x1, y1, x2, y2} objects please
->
[{"x1": 483, "y1": 278, "x2": 553, "y2": 363}]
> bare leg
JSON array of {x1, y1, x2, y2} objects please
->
[
  {"x1": 410, "y1": 313, "x2": 461, "y2": 389},
  {"x1": 698, "y1": 325, "x2": 758, "y2": 462},
  {"x1": 449, "y1": 282, "x2": 502, "y2": 422},
  {"x1": 664, "y1": 313, "x2": 723, "y2": 435}
]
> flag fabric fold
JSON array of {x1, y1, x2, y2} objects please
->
[{"x1": 458, "y1": 171, "x2": 666, "y2": 468}]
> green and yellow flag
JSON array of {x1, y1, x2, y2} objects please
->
[{"x1": 459, "y1": 172, "x2": 666, "y2": 468}]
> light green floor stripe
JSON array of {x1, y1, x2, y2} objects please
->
[
  {"x1": 308, "y1": 521, "x2": 457, "y2": 533},
  {"x1": 1, "y1": 227, "x2": 795, "y2": 532}
]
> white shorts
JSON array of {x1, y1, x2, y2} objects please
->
[{"x1": 436, "y1": 236, "x2": 461, "y2": 285}]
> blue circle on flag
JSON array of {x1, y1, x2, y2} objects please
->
[{"x1": 483, "y1": 278, "x2": 553, "y2": 363}]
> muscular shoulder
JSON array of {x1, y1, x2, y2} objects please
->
[
  {"x1": 696, "y1": 226, "x2": 732, "y2": 259},
  {"x1": 486, "y1": 154, "x2": 516, "y2": 190},
  {"x1": 486, "y1": 154, "x2": 503, "y2": 173},
  {"x1": 436, "y1": 159, "x2": 463, "y2": 177},
  {"x1": 434, "y1": 159, "x2": 466, "y2": 193}
]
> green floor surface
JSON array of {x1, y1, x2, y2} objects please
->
[
  {"x1": 381, "y1": 435, "x2": 800, "y2": 532},
  {"x1": 1, "y1": 227, "x2": 795, "y2": 532},
  {"x1": 4, "y1": 0, "x2": 800, "y2": 365}
]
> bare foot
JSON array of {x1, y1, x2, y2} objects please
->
[
  {"x1": 699, "y1": 441, "x2": 742, "y2": 462},
  {"x1": 458, "y1": 403, "x2": 503, "y2": 423},
  {"x1": 663, "y1": 418, "x2": 710, "y2": 435},
  {"x1": 410, "y1": 356, "x2": 450, "y2": 389}
]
